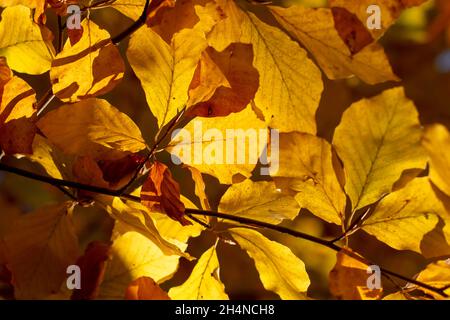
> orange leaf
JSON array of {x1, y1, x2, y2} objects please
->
[
  {"x1": 187, "y1": 43, "x2": 259, "y2": 118},
  {"x1": 71, "y1": 242, "x2": 111, "y2": 300},
  {"x1": 125, "y1": 276, "x2": 170, "y2": 300},
  {"x1": 141, "y1": 161, "x2": 191, "y2": 226},
  {"x1": 329, "y1": 248, "x2": 383, "y2": 300}
]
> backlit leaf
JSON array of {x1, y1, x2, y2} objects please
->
[
  {"x1": 169, "y1": 244, "x2": 228, "y2": 300},
  {"x1": 333, "y1": 87, "x2": 427, "y2": 211},
  {"x1": 230, "y1": 228, "x2": 310, "y2": 300}
]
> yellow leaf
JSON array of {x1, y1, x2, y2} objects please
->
[
  {"x1": 111, "y1": 0, "x2": 147, "y2": 20},
  {"x1": 102, "y1": 197, "x2": 185, "y2": 257},
  {"x1": 415, "y1": 259, "x2": 450, "y2": 299},
  {"x1": 0, "y1": 73, "x2": 36, "y2": 124},
  {"x1": 127, "y1": 26, "x2": 207, "y2": 128},
  {"x1": 383, "y1": 291, "x2": 410, "y2": 300},
  {"x1": 0, "y1": 5, "x2": 54, "y2": 74},
  {"x1": 3, "y1": 202, "x2": 80, "y2": 299},
  {"x1": 0, "y1": 0, "x2": 46, "y2": 22},
  {"x1": 208, "y1": 0, "x2": 323, "y2": 133},
  {"x1": 167, "y1": 104, "x2": 267, "y2": 184},
  {"x1": 27, "y1": 134, "x2": 73, "y2": 180},
  {"x1": 333, "y1": 87, "x2": 427, "y2": 211},
  {"x1": 169, "y1": 245, "x2": 229, "y2": 300},
  {"x1": 37, "y1": 98, "x2": 147, "y2": 158},
  {"x1": 423, "y1": 124, "x2": 450, "y2": 197},
  {"x1": 361, "y1": 178, "x2": 442, "y2": 254},
  {"x1": 230, "y1": 228, "x2": 310, "y2": 299},
  {"x1": 218, "y1": 179, "x2": 300, "y2": 224},
  {"x1": 272, "y1": 132, "x2": 346, "y2": 225},
  {"x1": 184, "y1": 165, "x2": 211, "y2": 210},
  {"x1": 98, "y1": 230, "x2": 181, "y2": 299},
  {"x1": 50, "y1": 19, "x2": 125, "y2": 102},
  {"x1": 270, "y1": 5, "x2": 399, "y2": 84},
  {"x1": 329, "y1": 248, "x2": 383, "y2": 300}
]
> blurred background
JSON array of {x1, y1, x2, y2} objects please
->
[{"x1": 1, "y1": 0, "x2": 450, "y2": 299}]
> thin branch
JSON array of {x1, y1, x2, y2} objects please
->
[
  {"x1": 185, "y1": 208, "x2": 449, "y2": 299},
  {"x1": 57, "y1": 15, "x2": 64, "y2": 53},
  {"x1": 117, "y1": 107, "x2": 186, "y2": 194},
  {"x1": 0, "y1": 161, "x2": 447, "y2": 298},
  {"x1": 111, "y1": 0, "x2": 150, "y2": 45}
]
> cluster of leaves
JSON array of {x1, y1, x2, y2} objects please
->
[{"x1": 0, "y1": 0, "x2": 450, "y2": 300}]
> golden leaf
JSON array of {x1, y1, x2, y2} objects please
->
[
  {"x1": 50, "y1": 19, "x2": 125, "y2": 102},
  {"x1": 230, "y1": 228, "x2": 310, "y2": 299},
  {"x1": 218, "y1": 179, "x2": 300, "y2": 224},
  {"x1": 333, "y1": 87, "x2": 427, "y2": 211},
  {"x1": 169, "y1": 244, "x2": 229, "y2": 300},
  {"x1": 0, "y1": 5, "x2": 54, "y2": 74},
  {"x1": 270, "y1": 5, "x2": 399, "y2": 84},
  {"x1": 208, "y1": 0, "x2": 323, "y2": 133}
]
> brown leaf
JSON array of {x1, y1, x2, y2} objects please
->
[
  {"x1": 71, "y1": 242, "x2": 111, "y2": 300},
  {"x1": 97, "y1": 154, "x2": 146, "y2": 188},
  {"x1": 0, "y1": 117, "x2": 37, "y2": 155},
  {"x1": 125, "y1": 276, "x2": 170, "y2": 300},
  {"x1": 329, "y1": 248, "x2": 383, "y2": 300},
  {"x1": 187, "y1": 43, "x2": 259, "y2": 118},
  {"x1": 141, "y1": 161, "x2": 191, "y2": 226},
  {"x1": 331, "y1": 7, "x2": 374, "y2": 55}
]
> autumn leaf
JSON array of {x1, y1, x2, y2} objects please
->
[
  {"x1": 112, "y1": 0, "x2": 175, "y2": 21},
  {"x1": 360, "y1": 178, "x2": 446, "y2": 255},
  {"x1": 333, "y1": 87, "x2": 427, "y2": 211},
  {"x1": 270, "y1": 5, "x2": 399, "y2": 84},
  {"x1": 37, "y1": 98, "x2": 147, "y2": 159},
  {"x1": 27, "y1": 134, "x2": 73, "y2": 180},
  {"x1": 98, "y1": 230, "x2": 182, "y2": 299},
  {"x1": 0, "y1": 5, "x2": 54, "y2": 74},
  {"x1": 127, "y1": 26, "x2": 207, "y2": 128},
  {"x1": 186, "y1": 43, "x2": 259, "y2": 117},
  {"x1": 141, "y1": 161, "x2": 191, "y2": 226},
  {"x1": 329, "y1": 248, "x2": 383, "y2": 300},
  {"x1": 273, "y1": 132, "x2": 346, "y2": 225},
  {"x1": 329, "y1": 0, "x2": 429, "y2": 38},
  {"x1": 423, "y1": 124, "x2": 450, "y2": 197},
  {"x1": 184, "y1": 165, "x2": 211, "y2": 210},
  {"x1": 50, "y1": 19, "x2": 125, "y2": 102},
  {"x1": 71, "y1": 242, "x2": 111, "y2": 300},
  {"x1": 208, "y1": 0, "x2": 323, "y2": 133},
  {"x1": 415, "y1": 259, "x2": 450, "y2": 299},
  {"x1": 102, "y1": 197, "x2": 186, "y2": 257},
  {"x1": 168, "y1": 104, "x2": 267, "y2": 184},
  {"x1": 218, "y1": 179, "x2": 300, "y2": 224},
  {"x1": 230, "y1": 228, "x2": 310, "y2": 300},
  {"x1": 3, "y1": 202, "x2": 80, "y2": 299},
  {"x1": 150, "y1": 0, "x2": 223, "y2": 43},
  {"x1": 169, "y1": 244, "x2": 228, "y2": 300},
  {"x1": 125, "y1": 276, "x2": 170, "y2": 300},
  {"x1": 0, "y1": 60, "x2": 37, "y2": 154}
]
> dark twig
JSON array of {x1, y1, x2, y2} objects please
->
[
  {"x1": 0, "y1": 162, "x2": 447, "y2": 298},
  {"x1": 111, "y1": 0, "x2": 150, "y2": 45}
]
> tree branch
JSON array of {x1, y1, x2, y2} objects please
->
[
  {"x1": 0, "y1": 161, "x2": 447, "y2": 298},
  {"x1": 111, "y1": 0, "x2": 150, "y2": 45}
]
